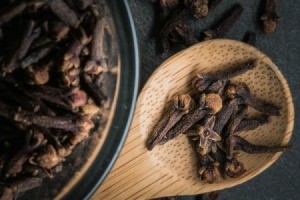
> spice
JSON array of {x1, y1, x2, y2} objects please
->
[
  {"x1": 4, "y1": 132, "x2": 45, "y2": 177},
  {"x1": 45, "y1": 0, "x2": 80, "y2": 29},
  {"x1": 214, "y1": 98, "x2": 244, "y2": 133},
  {"x1": 197, "y1": 116, "x2": 221, "y2": 155},
  {"x1": 0, "y1": 2, "x2": 27, "y2": 27},
  {"x1": 192, "y1": 60, "x2": 256, "y2": 92},
  {"x1": 21, "y1": 43, "x2": 54, "y2": 69},
  {"x1": 261, "y1": 0, "x2": 280, "y2": 33},
  {"x1": 184, "y1": 0, "x2": 209, "y2": 19},
  {"x1": 231, "y1": 135, "x2": 292, "y2": 154},
  {"x1": 3, "y1": 20, "x2": 41, "y2": 73},
  {"x1": 0, "y1": 1, "x2": 112, "y2": 198},
  {"x1": 84, "y1": 19, "x2": 108, "y2": 75},
  {"x1": 225, "y1": 153, "x2": 245, "y2": 178},
  {"x1": 146, "y1": 94, "x2": 195, "y2": 150},
  {"x1": 203, "y1": 4, "x2": 244, "y2": 40},
  {"x1": 226, "y1": 106, "x2": 248, "y2": 159},
  {"x1": 160, "y1": 8, "x2": 187, "y2": 54},
  {"x1": 146, "y1": 61, "x2": 292, "y2": 192},
  {"x1": 227, "y1": 82, "x2": 281, "y2": 116},
  {"x1": 234, "y1": 115, "x2": 269, "y2": 133},
  {"x1": 170, "y1": 23, "x2": 199, "y2": 47},
  {"x1": 159, "y1": 93, "x2": 222, "y2": 145}
]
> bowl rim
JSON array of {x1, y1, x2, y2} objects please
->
[{"x1": 62, "y1": 0, "x2": 139, "y2": 199}]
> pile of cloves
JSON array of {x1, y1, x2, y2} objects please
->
[
  {"x1": 146, "y1": 60, "x2": 291, "y2": 194},
  {"x1": 0, "y1": 1, "x2": 113, "y2": 199},
  {"x1": 150, "y1": 0, "x2": 280, "y2": 54}
]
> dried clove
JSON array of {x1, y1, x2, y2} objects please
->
[
  {"x1": 74, "y1": 0, "x2": 93, "y2": 11},
  {"x1": 184, "y1": 0, "x2": 209, "y2": 19},
  {"x1": 9, "y1": 177, "x2": 42, "y2": 197},
  {"x1": 196, "y1": 116, "x2": 221, "y2": 155},
  {"x1": 227, "y1": 82, "x2": 281, "y2": 116},
  {"x1": 203, "y1": 4, "x2": 244, "y2": 40},
  {"x1": 208, "y1": 98, "x2": 243, "y2": 135},
  {"x1": 0, "y1": 1, "x2": 113, "y2": 199},
  {"x1": 192, "y1": 60, "x2": 256, "y2": 92},
  {"x1": 49, "y1": 21, "x2": 70, "y2": 42},
  {"x1": 160, "y1": 93, "x2": 222, "y2": 144},
  {"x1": 45, "y1": 0, "x2": 80, "y2": 29},
  {"x1": 3, "y1": 21, "x2": 41, "y2": 73},
  {"x1": 0, "y1": 2, "x2": 27, "y2": 27},
  {"x1": 160, "y1": 8, "x2": 187, "y2": 53},
  {"x1": 29, "y1": 86, "x2": 87, "y2": 111},
  {"x1": 21, "y1": 43, "x2": 54, "y2": 69},
  {"x1": 234, "y1": 115, "x2": 269, "y2": 133},
  {"x1": 261, "y1": 0, "x2": 280, "y2": 33},
  {"x1": 146, "y1": 94, "x2": 195, "y2": 150},
  {"x1": 0, "y1": 101, "x2": 93, "y2": 134},
  {"x1": 171, "y1": 23, "x2": 199, "y2": 46},
  {"x1": 34, "y1": 145, "x2": 61, "y2": 170},
  {"x1": 243, "y1": 31, "x2": 256, "y2": 46},
  {"x1": 193, "y1": 146, "x2": 222, "y2": 184},
  {"x1": 153, "y1": 0, "x2": 180, "y2": 21},
  {"x1": 4, "y1": 131, "x2": 45, "y2": 177},
  {"x1": 226, "y1": 106, "x2": 248, "y2": 159},
  {"x1": 61, "y1": 28, "x2": 91, "y2": 87},
  {"x1": 225, "y1": 153, "x2": 245, "y2": 178},
  {"x1": 82, "y1": 74, "x2": 108, "y2": 107},
  {"x1": 26, "y1": 60, "x2": 53, "y2": 85},
  {"x1": 231, "y1": 135, "x2": 292, "y2": 154},
  {"x1": 84, "y1": 19, "x2": 108, "y2": 75}
]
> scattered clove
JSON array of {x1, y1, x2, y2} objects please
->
[
  {"x1": 171, "y1": 23, "x2": 199, "y2": 46},
  {"x1": 261, "y1": 0, "x2": 280, "y2": 33},
  {"x1": 203, "y1": 4, "x2": 244, "y2": 40}
]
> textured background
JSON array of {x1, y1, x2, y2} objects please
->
[{"x1": 127, "y1": 0, "x2": 300, "y2": 199}]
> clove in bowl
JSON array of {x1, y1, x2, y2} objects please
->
[{"x1": 0, "y1": 1, "x2": 139, "y2": 200}]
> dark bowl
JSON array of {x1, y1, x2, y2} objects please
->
[{"x1": 61, "y1": 1, "x2": 139, "y2": 199}]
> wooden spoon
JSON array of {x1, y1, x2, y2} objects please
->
[{"x1": 93, "y1": 39, "x2": 294, "y2": 199}]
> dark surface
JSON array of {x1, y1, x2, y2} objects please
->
[{"x1": 128, "y1": 0, "x2": 300, "y2": 199}]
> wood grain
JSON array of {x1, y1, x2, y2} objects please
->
[{"x1": 93, "y1": 39, "x2": 294, "y2": 199}]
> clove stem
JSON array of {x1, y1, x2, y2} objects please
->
[
  {"x1": 45, "y1": 0, "x2": 80, "y2": 29},
  {"x1": 0, "y1": 2, "x2": 27, "y2": 27},
  {"x1": 203, "y1": 4, "x2": 244, "y2": 40}
]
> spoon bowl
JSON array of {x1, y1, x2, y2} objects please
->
[{"x1": 93, "y1": 39, "x2": 294, "y2": 199}]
